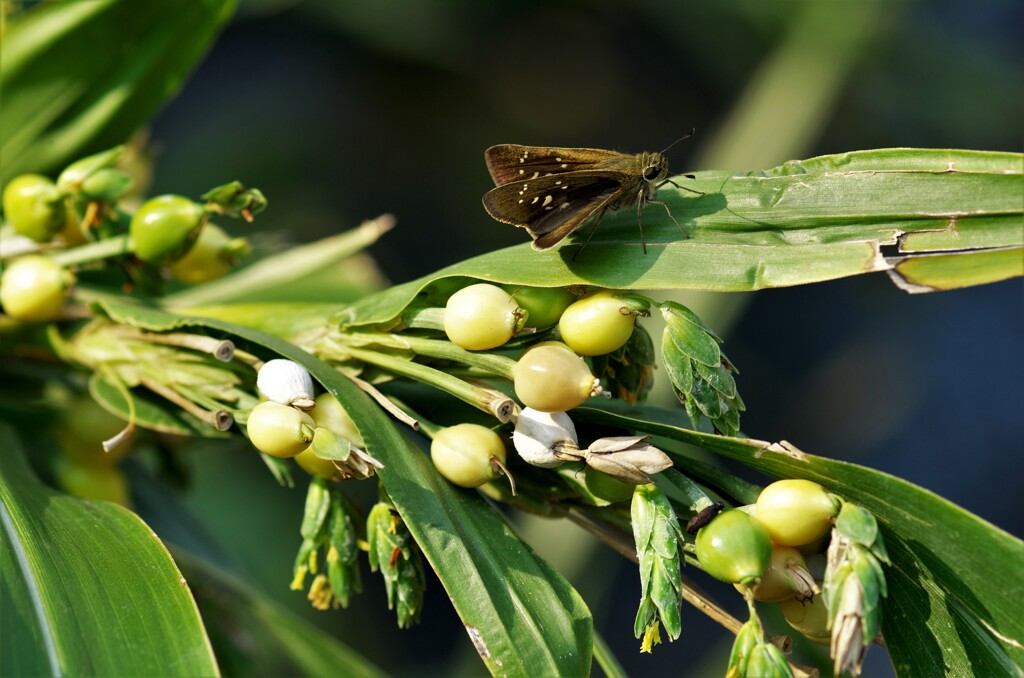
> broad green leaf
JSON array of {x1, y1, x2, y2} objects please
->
[
  {"x1": 573, "y1": 403, "x2": 1024, "y2": 677},
  {"x1": 124, "y1": 466, "x2": 383, "y2": 678},
  {"x1": 338, "y1": 149, "x2": 1022, "y2": 328},
  {"x1": 178, "y1": 552, "x2": 385, "y2": 678},
  {"x1": 89, "y1": 300, "x2": 593, "y2": 676},
  {"x1": 0, "y1": 423, "x2": 218, "y2": 676},
  {"x1": 1, "y1": 0, "x2": 237, "y2": 178}
]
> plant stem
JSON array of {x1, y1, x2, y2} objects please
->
[
  {"x1": 666, "y1": 451, "x2": 762, "y2": 506},
  {"x1": 561, "y1": 506, "x2": 745, "y2": 635},
  {"x1": 330, "y1": 345, "x2": 515, "y2": 423},
  {"x1": 50, "y1": 235, "x2": 130, "y2": 267},
  {"x1": 339, "y1": 332, "x2": 517, "y2": 380},
  {"x1": 108, "y1": 327, "x2": 237, "y2": 362},
  {"x1": 138, "y1": 376, "x2": 232, "y2": 430},
  {"x1": 385, "y1": 397, "x2": 442, "y2": 438},
  {"x1": 592, "y1": 630, "x2": 628, "y2": 678}
]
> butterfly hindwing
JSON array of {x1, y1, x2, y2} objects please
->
[
  {"x1": 482, "y1": 170, "x2": 625, "y2": 249},
  {"x1": 484, "y1": 145, "x2": 629, "y2": 186}
]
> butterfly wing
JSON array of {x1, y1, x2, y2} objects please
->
[
  {"x1": 482, "y1": 169, "x2": 626, "y2": 250},
  {"x1": 484, "y1": 145, "x2": 628, "y2": 186}
]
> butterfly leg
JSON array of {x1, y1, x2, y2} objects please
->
[
  {"x1": 647, "y1": 198, "x2": 688, "y2": 239},
  {"x1": 570, "y1": 209, "x2": 610, "y2": 262},
  {"x1": 635, "y1": 190, "x2": 648, "y2": 254},
  {"x1": 659, "y1": 177, "x2": 704, "y2": 196}
]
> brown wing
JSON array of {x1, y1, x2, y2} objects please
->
[
  {"x1": 482, "y1": 170, "x2": 624, "y2": 250},
  {"x1": 484, "y1": 145, "x2": 627, "y2": 186}
]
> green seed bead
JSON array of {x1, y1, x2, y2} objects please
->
[
  {"x1": 755, "y1": 479, "x2": 838, "y2": 546},
  {"x1": 0, "y1": 255, "x2": 72, "y2": 321},
  {"x1": 308, "y1": 393, "x2": 364, "y2": 446},
  {"x1": 584, "y1": 466, "x2": 636, "y2": 504},
  {"x1": 737, "y1": 545, "x2": 813, "y2": 602},
  {"x1": 169, "y1": 223, "x2": 243, "y2": 284},
  {"x1": 247, "y1": 401, "x2": 316, "y2": 458},
  {"x1": 513, "y1": 341, "x2": 597, "y2": 412},
  {"x1": 129, "y1": 194, "x2": 206, "y2": 263},
  {"x1": 3, "y1": 174, "x2": 66, "y2": 242},
  {"x1": 558, "y1": 290, "x2": 635, "y2": 356},
  {"x1": 781, "y1": 588, "x2": 830, "y2": 644},
  {"x1": 695, "y1": 509, "x2": 772, "y2": 586},
  {"x1": 506, "y1": 286, "x2": 575, "y2": 329},
  {"x1": 444, "y1": 283, "x2": 522, "y2": 350},
  {"x1": 431, "y1": 423, "x2": 506, "y2": 488}
]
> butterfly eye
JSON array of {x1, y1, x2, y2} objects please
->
[{"x1": 643, "y1": 165, "x2": 660, "y2": 181}]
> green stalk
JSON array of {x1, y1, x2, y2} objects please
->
[
  {"x1": 338, "y1": 332, "x2": 517, "y2": 380},
  {"x1": 666, "y1": 452, "x2": 762, "y2": 506},
  {"x1": 334, "y1": 346, "x2": 514, "y2": 423},
  {"x1": 592, "y1": 630, "x2": 628, "y2": 678},
  {"x1": 50, "y1": 235, "x2": 130, "y2": 267}
]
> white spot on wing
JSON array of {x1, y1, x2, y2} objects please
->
[{"x1": 542, "y1": 195, "x2": 553, "y2": 207}]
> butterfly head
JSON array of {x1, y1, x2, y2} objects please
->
[{"x1": 640, "y1": 152, "x2": 670, "y2": 185}]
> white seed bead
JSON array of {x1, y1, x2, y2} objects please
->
[
  {"x1": 257, "y1": 359, "x2": 315, "y2": 409},
  {"x1": 512, "y1": 408, "x2": 577, "y2": 468}
]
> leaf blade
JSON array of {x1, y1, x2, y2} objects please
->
[{"x1": 0, "y1": 423, "x2": 219, "y2": 676}]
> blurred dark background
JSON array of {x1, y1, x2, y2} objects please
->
[{"x1": 143, "y1": 0, "x2": 1023, "y2": 675}]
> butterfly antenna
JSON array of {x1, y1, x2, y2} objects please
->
[{"x1": 660, "y1": 128, "x2": 696, "y2": 155}]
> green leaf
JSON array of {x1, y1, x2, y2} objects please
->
[
  {"x1": 89, "y1": 300, "x2": 593, "y2": 676},
  {"x1": 89, "y1": 372, "x2": 225, "y2": 437},
  {"x1": 163, "y1": 216, "x2": 395, "y2": 310},
  {"x1": 0, "y1": 423, "x2": 218, "y2": 676},
  {"x1": 178, "y1": 551, "x2": 385, "y2": 678},
  {"x1": 573, "y1": 402, "x2": 1024, "y2": 677},
  {"x1": 1, "y1": 0, "x2": 237, "y2": 177},
  {"x1": 339, "y1": 149, "x2": 1022, "y2": 328}
]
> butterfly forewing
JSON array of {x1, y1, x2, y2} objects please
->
[
  {"x1": 482, "y1": 170, "x2": 624, "y2": 250},
  {"x1": 484, "y1": 145, "x2": 630, "y2": 186}
]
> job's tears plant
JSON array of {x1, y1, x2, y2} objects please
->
[{"x1": 1, "y1": 142, "x2": 1021, "y2": 678}]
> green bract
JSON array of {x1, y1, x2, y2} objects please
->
[
  {"x1": 558, "y1": 290, "x2": 635, "y2": 356},
  {"x1": 0, "y1": 255, "x2": 72, "y2": 321},
  {"x1": 513, "y1": 341, "x2": 598, "y2": 412},
  {"x1": 755, "y1": 479, "x2": 838, "y2": 546},
  {"x1": 3, "y1": 174, "x2": 66, "y2": 242},
  {"x1": 695, "y1": 509, "x2": 772, "y2": 586},
  {"x1": 246, "y1": 401, "x2": 316, "y2": 458},
  {"x1": 430, "y1": 423, "x2": 506, "y2": 488},
  {"x1": 129, "y1": 194, "x2": 206, "y2": 263}
]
